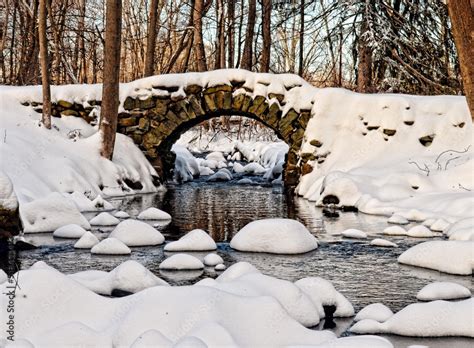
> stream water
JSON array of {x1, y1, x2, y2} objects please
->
[{"x1": 15, "y1": 178, "x2": 474, "y2": 347}]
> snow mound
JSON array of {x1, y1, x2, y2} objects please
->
[
  {"x1": 91, "y1": 237, "x2": 131, "y2": 255},
  {"x1": 406, "y1": 225, "x2": 436, "y2": 238},
  {"x1": 446, "y1": 217, "x2": 474, "y2": 241},
  {"x1": 237, "y1": 178, "x2": 254, "y2": 185},
  {"x1": 233, "y1": 162, "x2": 245, "y2": 173},
  {"x1": 0, "y1": 172, "x2": 18, "y2": 211},
  {"x1": 114, "y1": 211, "x2": 130, "y2": 219},
  {"x1": 164, "y1": 229, "x2": 216, "y2": 251},
  {"x1": 130, "y1": 330, "x2": 172, "y2": 348},
  {"x1": 398, "y1": 241, "x2": 474, "y2": 275},
  {"x1": 387, "y1": 215, "x2": 409, "y2": 225},
  {"x1": 89, "y1": 212, "x2": 120, "y2": 226},
  {"x1": 416, "y1": 282, "x2": 471, "y2": 301},
  {"x1": 342, "y1": 229, "x2": 367, "y2": 239},
  {"x1": 204, "y1": 253, "x2": 224, "y2": 267},
  {"x1": 137, "y1": 207, "x2": 172, "y2": 220},
  {"x1": 429, "y1": 218, "x2": 450, "y2": 232},
  {"x1": 70, "y1": 260, "x2": 168, "y2": 295},
  {"x1": 110, "y1": 219, "x2": 165, "y2": 246},
  {"x1": 355, "y1": 303, "x2": 394, "y2": 322},
  {"x1": 215, "y1": 264, "x2": 226, "y2": 271},
  {"x1": 159, "y1": 254, "x2": 204, "y2": 270},
  {"x1": 206, "y1": 151, "x2": 226, "y2": 162},
  {"x1": 74, "y1": 231, "x2": 99, "y2": 249},
  {"x1": 350, "y1": 298, "x2": 473, "y2": 337},
  {"x1": 230, "y1": 218, "x2": 318, "y2": 254},
  {"x1": 53, "y1": 224, "x2": 87, "y2": 239},
  {"x1": 21, "y1": 193, "x2": 90, "y2": 233},
  {"x1": 207, "y1": 169, "x2": 233, "y2": 182},
  {"x1": 370, "y1": 239, "x2": 397, "y2": 247},
  {"x1": 243, "y1": 162, "x2": 266, "y2": 175},
  {"x1": 294, "y1": 277, "x2": 355, "y2": 317},
  {"x1": 383, "y1": 226, "x2": 407, "y2": 236}
]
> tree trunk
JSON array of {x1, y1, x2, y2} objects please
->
[
  {"x1": 241, "y1": 0, "x2": 256, "y2": 70},
  {"x1": 38, "y1": 0, "x2": 51, "y2": 129},
  {"x1": 193, "y1": 0, "x2": 207, "y2": 71},
  {"x1": 144, "y1": 0, "x2": 159, "y2": 77},
  {"x1": 356, "y1": 1, "x2": 373, "y2": 92},
  {"x1": 298, "y1": 0, "x2": 304, "y2": 77},
  {"x1": 100, "y1": 0, "x2": 122, "y2": 159},
  {"x1": 447, "y1": 0, "x2": 474, "y2": 118},
  {"x1": 227, "y1": 0, "x2": 235, "y2": 68},
  {"x1": 260, "y1": 0, "x2": 271, "y2": 72}
]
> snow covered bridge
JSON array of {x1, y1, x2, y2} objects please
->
[{"x1": 46, "y1": 70, "x2": 317, "y2": 185}]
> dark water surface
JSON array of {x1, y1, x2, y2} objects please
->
[{"x1": 16, "y1": 179, "x2": 474, "y2": 347}]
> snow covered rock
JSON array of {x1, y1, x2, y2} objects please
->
[
  {"x1": 21, "y1": 193, "x2": 90, "y2": 233},
  {"x1": 406, "y1": 225, "x2": 436, "y2": 238},
  {"x1": 350, "y1": 298, "x2": 474, "y2": 337},
  {"x1": 114, "y1": 211, "x2": 130, "y2": 219},
  {"x1": 237, "y1": 178, "x2": 254, "y2": 185},
  {"x1": 341, "y1": 229, "x2": 367, "y2": 239},
  {"x1": 429, "y1": 218, "x2": 450, "y2": 232},
  {"x1": 446, "y1": 217, "x2": 474, "y2": 241},
  {"x1": 294, "y1": 277, "x2": 355, "y2": 317},
  {"x1": 110, "y1": 219, "x2": 165, "y2": 246},
  {"x1": 164, "y1": 229, "x2": 216, "y2": 252},
  {"x1": 243, "y1": 162, "x2": 267, "y2": 175},
  {"x1": 53, "y1": 224, "x2": 87, "y2": 239},
  {"x1": 207, "y1": 169, "x2": 233, "y2": 182},
  {"x1": 203, "y1": 253, "x2": 224, "y2": 267},
  {"x1": 387, "y1": 215, "x2": 409, "y2": 225},
  {"x1": 159, "y1": 254, "x2": 204, "y2": 270},
  {"x1": 137, "y1": 207, "x2": 172, "y2": 220},
  {"x1": 416, "y1": 282, "x2": 471, "y2": 301},
  {"x1": 74, "y1": 231, "x2": 99, "y2": 249},
  {"x1": 206, "y1": 151, "x2": 226, "y2": 163},
  {"x1": 370, "y1": 239, "x2": 397, "y2": 247},
  {"x1": 230, "y1": 218, "x2": 318, "y2": 254},
  {"x1": 89, "y1": 212, "x2": 120, "y2": 226},
  {"x1": 232, "y1": 162, "x2": 245, "y2": 173},
  {"x1": 355, "y1": 303, "x2": 394, "y2": 322},
  {"x1": 398, "y1": 241, "x2": 474, "y2": 275},
  {"x1": 91, "y1": 238, "x2": 131, "y2": 255},
  {"x1": 91, "y1": 195, "x2": 114, "y2": 210},
  {"x1": 383, "y1": 226, "x2": 407, "y2": 236},
  {"x1": 215, "y1": 264, "x2": 226, "y2": 271}
]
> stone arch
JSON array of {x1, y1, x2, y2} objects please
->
[{"x1": 117, "y1": 81, "x2": 311, "y2": 186}]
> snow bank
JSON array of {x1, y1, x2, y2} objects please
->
[
  {"x1": 74, "y1": 231, "x2": 99, "y2": 249},
  {"x1": 164, "y1": 229, "x2": 216, "y2": 251},
  {"x1": 398, "y1": 241, "x2": 474, "y2": 275},
  {"x1": 137, "y1": 207, "x2": 172, "y2": 220},
  {"x1": 109, "y1": 219, "x2": 165, "y2": 246},
  {"x1": 355, "y1": 303, "x2": 394, "y2": 322},
  {"x1": 350, "y1": 298, "x2": 474, "y2": 337},
  {"x1": 230, "y1": 218, "x2": 318, "y2": 254},
  {"x1": 53, "y1": 224, "x2": 88, "y2": 239},
  {"x1": 90, "y1": 237, "x2": 131, "y2": 255},
  {"x1": 159, "y1": 254, "x2": 204, "y2": 270},
  {"x1": 0, "y1": 171, "x2": 18, "y2": 211},
  {"x1": 416, "y1": 282, "x2": 471, "y2": 301}
]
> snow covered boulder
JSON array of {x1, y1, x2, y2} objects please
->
[
  {"x1": 204, "y1": 253, "x2": 224, "y2": 267},
  {"x1": 89, "y1": 212, "x2": 120, "y2": 226},
  {"x1": 406, "y1": 225, "x2": 436, "y2": 238},
  {"x1": 91, "y1": 238, "x2": 131, "y2": 255},
  {"x1": 429, "y1": 218, "x2": 450, "y2": 232},
  {"x1": 237, "y1": 178, "x2": 254, "y2": 185},
  {"x1": 21, "y1": 192, "x2": 90, "y2": 233},
  {"x1": 294, "y1": 277, "x2": 355, "y2": 317},
  {"x1": 159, "y1": 254, "x2": 204, "y2": 270},
  {"x1": 206, "y1": 151, "x2": 226, "y2": 163},
  {"x1": 416, "y1": 282, "x2": 471, "y2": 301},
  {"x1": 230, "y1": 218, "x2": 318, "y2": 254},
  {"x1": 114, "y1": 211, "x2": 130, "y2": 219},
  {"x1": 164, "y1": 229, "x2": 216, "y2": 251},
  {"x1": 243, "y1": 162, "x2": 266, "y2": 175},
  {"x1": 110, "y1": 219, "x2": 165, "y2": 246},
  {"x1": 387, "y1": 215, "x2": 409, "y2": 225},
  {"x1": 383, "y1": 226, "x2": 407, "y2": 236},
  {"x1": 137, "y1": 207, "x2": 171, "y2": 220},
  {"x1": 215, "y1": 264, "x2": 226, "y2": 271},
  {"x1": 446, "y1": 217, "x2": 474, "y2": 241},
  {"x1": 207, "y1": 169, "x2": 233, "y2": 182},
  {"x1": 232, "y1": 162, "x2": 245, "y2": 173},
  {"x1": 355, "y1": 303, "x2": 393, "y2": 322},
  {"x1": 341, "y1": 229, "x2": 367, "y2": 239},
  {"x1": 398, "y1": 241, "x2": 474, "y2": 275},
  {"x1": 74, "y1": 231, "x2": 99, "y2": 249},
  {"x1": 370, "y1": 239, "x2": 397, "y2": 247},
  {"x1": 53, "y1": 224, "x2": 88, "y2": 239}
]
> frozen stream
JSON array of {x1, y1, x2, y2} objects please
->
[{"x1": 16, "y1": 179, "x2": 474, "y2": 347}]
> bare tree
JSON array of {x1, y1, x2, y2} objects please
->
[
  {"x1": 356, "y1": 0, "x2": 373, "y2": 92},
  {"x1": 260, "y1": 0, "x2": 271, "y2": 72},
  {"x1": 447, "y1": 0, "x2": 474, "y2": 118},
  {"x1": 193, "y1": 0, "x2": 207, "y2": 71},
  {"x1": 38, "y1": 0, "x2": 51, "y2": 129},
  {"x1": 100, "y1": 0, "x2": 122, "y2": 159},
  {"x1": 227, "y1": 0, "x2": 235, "y2": 68},
  {"x1": 144, "y1": 0, "x2": 159, "y2": 77}
]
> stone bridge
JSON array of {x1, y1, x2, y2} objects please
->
[{"x1": 36, "y1": 70, "x2": 317, "y2": 186}]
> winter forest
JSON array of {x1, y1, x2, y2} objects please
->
[{"x1": 0, "y1": 0, "x2": 473, "y2": 347}]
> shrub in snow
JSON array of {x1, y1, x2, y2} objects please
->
[
  {"x1": 21, "y1": 193, "x2": 90, "y2": 233},
  {"x1": 74, "y1": 232, "x2": 99, "y2": 249},
  {"x1": 207, "y1": 169, "x2": 233, "y2": 182},
  {"x1": 110, "y1": 219, "x2": 164, "y2": 246},
  {"x1": 341, "y1": 229, "x2": 367, "y2": 239},
  {"x1": 91, "y1": 238, "x2": 131, "y2": 255},
  {"x1": 159, "y1": 254, "x2": 204, "y2": 270},
  {"x1": 53, "y1": 224, "x2": 88, "y2": 239},
  {"x1": 383, "y1": 226, "x2": 407, "y2": 236},
  {"x1": 355, "y1": 303, "x2": 393, "y2": 322},
  {"x1": 137, "y1": 207, "x2": 172, "y2": 220},
  {"x1": 203, "y1": 253, "x2": 224, "y2": 266},
  {"x1": 370, "y1": 238, "x2": 397, "y2": 247},
  {"x1": 215, "y1": 264, "x2": 226, "y2": 271},
  {"x1": 114, "y1": 211, "x2": 130, "y2": 219},
  {"x1": 416, "y1": 282, "x2": 471, "y2": 301},
  {"x1": 89, "y1": 212, "x2": 120, "y2": 226},
  {"x1": 350, "y1": 298, "x2": 473, "y2": 337},
  {"x1": 243, "y1": 162, "x2": 266, "y2": 175},
  {"x1": 406, "y1": 225, "x2": 436, "y2": 238},
  {"x1": 387, "y1": 215, "x2": 409, "y2": 225},
  {"x1": 398, "y1": 241, "x2": 474, "y2": 275},
  {"x1": 164, "y1": 229, "x2": 216, "y2": 251},
  {"x1": 294, "y1": 277, "x2": 355, "y2": 318},
  {"x1": 130, "y1": 330, "x2": 172, "y2": 348},
  {"x1": 230, "y1": 218, "x2": 318, "y2": 254}
]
